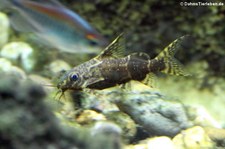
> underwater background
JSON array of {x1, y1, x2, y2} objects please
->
[{"x1": 0, "y1": 0, "x2": 225, "y2": 149}]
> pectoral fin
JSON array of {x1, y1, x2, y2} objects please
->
[{"x1": 81, "y1": 77, "x2": 105, "y2": 88}]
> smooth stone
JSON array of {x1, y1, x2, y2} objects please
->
[
  {"x1": 125, "y1": 136, "x2": 175, "y2": 149},
  {"x1": 48, "y1": 60, "x2": 71, "y2": 75},
  {"x1": 105, "y1": 111, "x2": 137, "y2": 142},
  {"x1": 76, "y1": 110, "x2": 106, "y2": 125},
  {"x1": 0, "y1": 58, "x2": 26, "y2": 79},
  {"x1": 0, "y1": 12, "x2": 10, "y2": 47},
  {"x1": 114, "y1": 80, "x2": 192, "y2": 137},
  {"x1": 0, "y1": 58, "x2": 12, "y2": 72},
  {"x1": 10, "y1": 66, "x2": 27, "y2": 80},
  {"x1": 91, "y1": 121, "x2": 122, "y2": 136},
  {"x1": 0, "y1": 42, "x2": 35, "y2": 71},
  {"x1": 125, "y1": 144, "x2": 147, "y2": 149},
  {"x1": 189, "y1": 106, "x2": 222, "y2": 128},
  {"x1": 147, "y1": 136, "x2": 175, "y2": 149},
  {"x1": 204, "y1": 127, "x2": 225, "y2": 146},
  {"x1": 91, "y1": 121, "x2": 123, "y2": 149},
  {"x1": 173, "y1": 126, "x2": 214, "y2": 149}
]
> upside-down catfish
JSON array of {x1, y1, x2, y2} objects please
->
[{"x1": 57, "y1": 34, "x2": 189, "y2": 93}]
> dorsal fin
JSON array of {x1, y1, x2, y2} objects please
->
[
  {"x1": 141, "y1": 73, "x2": 157, "y2": 88},
  {"x1": 96, "y1": 33, "x2": 125, "y2": 59},
  {"x1": 34, "y1": 0, "x2": 65, "y2": 8},
  {"x1": 130, "y1": 52, "x2": 150, "y2": 60}
]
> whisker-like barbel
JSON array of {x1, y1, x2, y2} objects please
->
[{"x1": 41, "y1": 84, "x2": 56, "y2": 87}]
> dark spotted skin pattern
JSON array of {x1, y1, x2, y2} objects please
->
[{"x1": 87, "y1": 56, "x2": 165, "y2": 89}]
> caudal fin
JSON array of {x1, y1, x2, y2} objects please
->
[{"x1": 155, "y1": 35, "x2": 190, "y2": 76}]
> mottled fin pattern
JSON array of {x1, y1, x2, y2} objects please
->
[
  {"x1": 141, "y1": 73, "x2": 156, "y2": 88},
  {"x1": 96, "y1": 33, "x2": 125, "y2": 59},
  {"x1": 156, "y1": 35, "x2": 190, "y2": 76}
]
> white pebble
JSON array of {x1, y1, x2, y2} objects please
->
[
  {"x1": 0, "y1": 58, "x2": 12, "y2": 72},
  {"x1": 147, "y1": 137, "x2": 175, "y2": 149},
  {"x1": 48, "y1": 60, "x2": 71, "y2": 75},
  {"x1": 0, "y1": 12, "x2": 10, "y2": 47},
  {"x1": 0, "y1": 58, "x2": 26, "y2": 79},
  {"x1": 0, "y1": 42, "x2": 35, "y2": 71}
]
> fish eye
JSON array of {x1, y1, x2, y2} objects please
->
[
  {"x1": 86, "y1": 34, "x2": 98, "y2": 46},
  {"x1": 70, "y1": 74, "x2": 78, "y2": 81},
  {"x1": 89, "y1": 40, "x2": 98, "y2": 46}
]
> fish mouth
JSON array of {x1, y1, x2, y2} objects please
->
[
  {"x1": 57, "y1": 84, "x2": 82, "y2": 92},
  {"x1": 57, "y1": 82, "x2": 68, "y2": 92}
]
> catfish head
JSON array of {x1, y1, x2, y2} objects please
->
[
  {"x1": 57, "y1": 60, "x2": 104, "y2": 93},
  {"x1": 57, "y1": 69, "x2": 84, "y2": 92}
]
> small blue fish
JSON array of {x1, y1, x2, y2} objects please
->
[{"x1": 1, "y1": 0, "x2": 108, "y2": 53}]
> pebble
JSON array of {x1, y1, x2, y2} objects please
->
[
  {"x1": 0, "y1": 58, "x2": 13, "y2": 72},
  {"x1": 48, "y1": 60, "x2": 71, "y2": 75},
  {"x1": 0, "y1": 58, "x2": 26, "y2": 79},
  {"x1": 76, "y1": 110, "x2": 106, "y2": 125},
  {"x1": 91, "y1": 121, "x2": 123, "y2": 149},
  {"x1": 0, "y1": 12, "x2": 10, "y2": 47},
  {"x1": 188, "y1": 106, "x2": 222, "y2": 128},
  {"x1": 0, "y1": 42, "x2": 35, "y2": 72},
  {"x1": 91, "y1": 121, "x2": 122, "y2": 136},
  {"x1": 173, "y1": 126, "x2": 215, "y2": 149},
  {"x1": 105, "y1": 111, "x2": 137, "y2": 142},
  {"x1": 147, "y1": 136, "x2": 175, "y2": 149}
]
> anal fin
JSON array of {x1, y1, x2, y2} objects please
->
[
  {"x1": 119, "y1": 81, "x2": 132, "y2": 91},
  {"x1": 141, "y1": 73, "x2": 157, "y2": 88}
]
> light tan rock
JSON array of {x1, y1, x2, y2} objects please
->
[
  {"x1": 147, "y1": 136, "x2": 175, "y2": 149},
  {"x1": 76, "y1": 110, "x2": 106, "y2": 125},
  {"x1": 173, "y1": 126, "x2": 215, "y2": 149}
]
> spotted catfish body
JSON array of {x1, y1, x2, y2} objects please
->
[{"x1": 57, "y1": 34, "x2": 188, "y2": 92}]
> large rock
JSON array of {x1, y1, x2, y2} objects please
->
[{"x1": 112, "y1": 81, "x2": 192, "y2": 137}]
